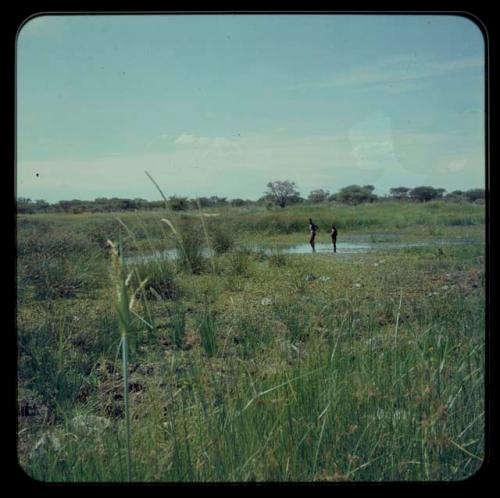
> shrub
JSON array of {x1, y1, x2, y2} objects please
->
[
  {"x1": 175, "y1": 221, "x2": 206, "y2": 274},
  {"x1": 127, "y1": 257, "x2": 179, "y2": 300},
  {"x1": 268, "y1": 247, "x2": 289, "y2": 267},
  {"x1": 227, "y1": 248, "x2": 252, "y2": 276},
  {"x1": 209, "y1": 224, "x2": 235, "y2": 255}
]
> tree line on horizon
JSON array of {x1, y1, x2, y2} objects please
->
[{"x1": 16, "y1": 182, "x2": 485, "y2": 215}]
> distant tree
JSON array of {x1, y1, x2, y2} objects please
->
[
  {"x1": 68, "y1": 199, "x2": 86, "y2": 214},
  {"x1": 230, "y1": 198, "x2": 246, "y2": 207},
  {"x1": 465, "y1": 188, "x2": 485, "y2": 203},
  {"x1": 287, "y1": 194, "x2": 305, "y2": 205},
  {"x1": 133, "y1": 198, "x2": 149, "y2": 210},
  {"x1": 120, "y1": 198, "x2": 135, "y2": 210},
  {"x1": 210, "y1": 196, "x2": 228, "y2": 206},
  {"x1": 192, "y1": 197, "x2": 212, "y2": 208},
  {"x1": 57, "y1": 200, "x2": 74, "y2": 213},
  {"x1": 409, "y1": 186, "x2": 441, "y2": 202},
  {"x1": 264, "y1": 180, "x2": 300, "y2": 208},
  {"x1": 149, "y1": 200, "x2": 164, "y2": 210},
  {"x1": 34, "y1": 199, "x2": 50, "y2": 211},
  {"x1": 435, "y1": 188, "x2": 446, "y2": 199},
  {"x1": 445, "y1": 190, "x2": 466, "y2": 202},
  {"x1": 308, "y1": 189, "x2": 330, "y2": 203},
  {"x1": 168, "y1": 196, "x2": 189, "y2": 211},
  {"x1": 16, "y1": 197, "x2": 34, "y2": 214},
  {"x1": 389, "y1": 187, "x2": 411, "y2": 200},
  {"x1": 335, "y1": 185, "x2": 378, "y2": 205}
]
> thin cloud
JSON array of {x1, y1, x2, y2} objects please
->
[
  {"x1": 174, "y1": 133, "x2": 237, "y2": 148},
  {"x1": 288, "y1": 55, "x2": 483, "y2": 91}
]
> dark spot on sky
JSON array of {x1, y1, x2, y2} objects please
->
[{"x1": 36, "y1": 173, "x2": 39, "y2": 177}]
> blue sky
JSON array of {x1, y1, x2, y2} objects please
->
[{"x1": 17, "y1": 14, "x2": 485, "y2": 202}]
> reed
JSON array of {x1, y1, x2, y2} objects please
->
[{"x1": 107, "y1": 238, "x2": 148, "y2": 482}]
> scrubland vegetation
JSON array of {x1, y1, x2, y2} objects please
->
[{"x1": 17, "y1": 199, "x2": 485, "y2": 482}]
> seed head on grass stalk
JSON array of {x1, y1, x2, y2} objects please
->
[
  {"x1": 194, "y1": 197, "x2": 217, "y2": 274},
  {"x1": 146, "y1": 170, "x2": 217, "y2": 276},
  {"x1": 145, "y1": 180, "x2": 195, "y2": 274},
  {"x1": 107, "y1": 238, "x2": 148, "y2": 482}
]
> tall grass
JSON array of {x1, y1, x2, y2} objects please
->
[
  {"x1": 168, "y1": 302, "x2": 187, "y2": 348},
  {"x1": 18, "y1": 196, "x2": 485, "y2": 482},
  {"x1": 196, "y1": 301, "x2": 218, "y2": 357},
  {"x1": 107, "y1": 238, "x2": 149, "y2": 482}
]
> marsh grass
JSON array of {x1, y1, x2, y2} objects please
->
[
  {"x1": 127, "y1": 257, "x2": 180, "y2": 300},
  {"x1": 195, "y1": 304, "x2": 217, "y2": 357},
  {"x1": 209, "y1": 223, "x2": 236, "y2": 255},
  {"x1": 18, "y1": 197, "x2": 485, "y2": 482},
  {"x1": 17, "y1": 227, "x2": 109, "y2": 301},
  {"x1": 168, "y1": 302, "x2": 187, "y2": 348},
  {"x1": 268, "y1": 247, "x2": 289, "y2": 267},
  {"x1": 175, "y1": 220, "x2": 206, "y2": 274},
  {"x1": 227, "y1": 248, "x2": 252, "y2": 276}
]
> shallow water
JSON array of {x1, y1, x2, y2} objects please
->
[
  {"x1": 283, "y1": 242, "x2": 373, "y2": 254},
  {"x1": 125, "y1": 241, "x2": 436, "y2": 264}
]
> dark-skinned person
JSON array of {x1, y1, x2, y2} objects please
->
[{"x1": 309, "y1": 218, "x2": 319, "y2": 253}]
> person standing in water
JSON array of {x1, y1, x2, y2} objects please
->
[
  {"x1": 330, "y1": 224, "x2": 338, "y2": 253},
  {"x1": 309, "y1": 218, "x2": 319, "y2": 252}
]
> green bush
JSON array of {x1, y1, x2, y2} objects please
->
[
  {"x1": 175, "y1": 221, "x2": 206, "y2": 274},
  {"x1": 268, "y1": 247, "x2": 289, "y2": 267},
  {"x1": 227, "y1": 248, "x2": 252, "y2": 276},
  {"x1": 209, "y1": 224, "x2": 235, "y2": 255},
  {"x1": 127, "y1": 257, "x2": 180, "y2": 300}
]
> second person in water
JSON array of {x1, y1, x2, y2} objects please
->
[{"x1": 330, "y1": 224, "x2": 338, "y2": 253}]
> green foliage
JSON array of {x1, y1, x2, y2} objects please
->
[
  {"x1": 464, "y1": 188, "x2": 485, "y2": 202},
  {"x1": 409, "y1": 186, "x2": 446, "y2": 202},
  {"x1": 264, "y1": 180, "x2": 301, "y2": 208},
  {"x1": 274, "y1": 299, "x2": 312, "y2": 342},
  {"x1": 268, "y1": 247, "x2": 289, "y2": 267},
  {"x1": 226, "y1": 248, "x2": 252, "y2": 276},
  {"x1": 168, "y1": 196, "x2": 190, "y2": 211},
  {"x1": 17, "y1": 226, "x2": 107, "y2": 301},
  {"x1": 308, "y1": 189, "x2": 330, "y2": 203},
  {"x1": 196, "y1": 304, "x2": 218, "y2": 357},
  {"x1": 389, "y1": 186, "x2": 410, "y2": 200},
  {"x1": 175, "y1": 221, "x2": 206, "y2": 274},
  {"x1": 209, "y1": 224, "x2": 235, "y2": 255},
  {"x1": 336, "y1": 185, "x2": 378, "y2": 205},
  {"x1": 17, "y1": 202, "x2": 485, "y2": 482},
  {"x1": 168, "y1": 302, "x2": 186, "y2": 348},
  {"x1": 127, "y1": 257, "x2": 180, "y2": 300}
]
